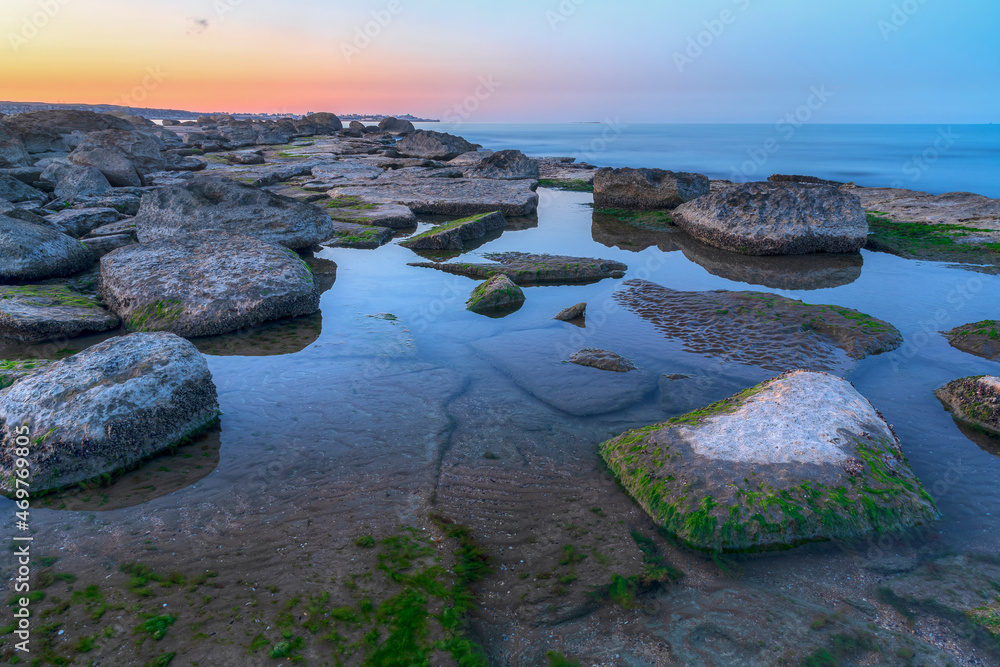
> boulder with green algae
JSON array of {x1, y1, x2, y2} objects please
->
[
  {"x1": 466, "y1": 275, "x2": 524, "y2": 314},
  {"x1": 400, "y1": 211, "x2": 506, "y2": 251},
  {"x1": 945, "y1": 321, "x2": 1000, "y2": 361},
  {"x1": 936, "y1": 375, "x2": 1000, "y2": 437},
  {"x1": 0, "y1": 284, "x2": 120, "y2": 343},
  {"x1": 413, "y1": 252, "x2": 628, "y2": 286},
  {"x1": 601, "y1": 371, "x2": 938, "y2": 552},
  {"x1": 0, "y1": 359, "x2": 52, "y2": 390}
]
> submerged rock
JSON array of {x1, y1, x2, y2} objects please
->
[
  {"x1": 396, "y1": 130, "x2": 480, "y2": 160},
  {"x1": 411, "y1": 252, "x2": 627, "y2": 286},
  {"x1": 134, "y1": 175, "x2": 334, "y2": 250},
  {"x1": 0, "y1": 284, "x2": 119, "y2": 343},
  {"x1": 401, "y1": 211, "x2": 506, "y2": 251},
  {"x1": 673, "y1": 181, "x2": 868, "y2": 255},
  {"x1": 601, "y1": 371, "x2": 939, "y2": 551},
  {"x1": 100, "y1": 232, "x2": 319, "y2": 337},
  {"x1": 943, "y1": 321, "x2": 1000, "y2": 361},
  {"x1": 569, "y1": 348, "x2": 635, "y2": 373},
  {"x1": 594, "y1": 167, "x2": 709, "y2": 210},
  {"x1": 466, "y1": 275, "x2": 525, "y2": 314},
  {"x1": 0, "y1": 216, "x2": 95, "y2": 281},
  {"x1": 935, "y1": 376, "x2": 1000, "y2": 437},
  {"x1": 0, "y1": 332, "x2": 220, "y2": 494},
  {"x1": 467, "y1": 150, "x2": 540, "y2": 180},
  {"x1": 616, "y1": 279, "x2": 902, "y2": 372}
]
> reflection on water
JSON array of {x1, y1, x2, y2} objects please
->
[
  {"x1": 955, "y1": 421, "x2": 1000, "y2": 459},
  {"x1": 192, "y1": 313, "x2": 323, "y2": 357}
]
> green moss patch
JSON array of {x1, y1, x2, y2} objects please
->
[
  {"x1": 0, "y1": 284, "x2": 104, "y2": 310},
  {"x1": 404, "y1": 212, "x2": 496, "y2": 244},
  {"x1": 538, "y1": 179, "x2": 594, "y2": 192},
  {"x1": 865, "y1": 213, "x2": 1000, "y2": 266},
  {"x1": 935, "y1": 376, "x2": 1000, "y2": 437},
  {"x1": 326, "y1": 195, "x2": 378, "y2": 212},
  {"x1": 594, "y1": 208, "x2": 674, "y2": 231},
  {"x1": 124, "y1": 299, "x2": 185, "y2": 332}
]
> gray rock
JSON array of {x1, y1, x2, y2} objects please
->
[
  {"x1": 0, "y1": 173, "x2": 47, "y2": 203},
  {"x1": 349, "y1": 121, "x2": 366, "y2": 132},
  {"x1": 863, "y1": 556, "x2": 919, "y2": 575},
  {"x1": 673, "y1": 182, "x2": 868, "y2": 255},
  {"x1": 448, "y1": 151, "x2": 492, "y2": 166},
  {"x1": 412, "y1": 252, "x2": 627, "y2": 286},
  {"x1": 594, "y1": 167, "x2": 710, "y2": 210},
  {"x1": 378, "y1": 117, "x2": 416, "y2": 135},
  {"x1": 602, "y1": 371, "x2": 939, "y2": 551},
  {"x1": 100, "y1": 232, "x2": 320, "y2": 337},
  {"x1": 0, "y1": 125, "x2": 30, "y2": 168},
  {"x1": 0, "y1": 216, "x2": 95, "y2": 280},
  {"x1": 0, "y1": 332, "x2": 220, "y2": 494},
  {"x1": 935, "y1": 376, "x2": 1000, "y2": 437},
  {"x1": 769, "y1": 174, "x2": 845, "y2": 188},
  {"x1": 85, "y1": 219, "x2": 137, "y2": 239},
  {"x1": 321, "y1": 221, "x2": 392, "y2": 249},
  {"x1": 39, "y1": 160, "x2": 113, "y2": 200},
  {"x1": 569, "y1": 348, "x2": 636, "y2": 372},
  {"x1": 324, "y1": 198, "x2": 416, "y2": 229},
  {"x1": 1, "y1": 109, "x2": 133, "y2": 153},
  {"x1": 395, "y1": 130, "x2": 481, "y2": 160},
  {"x1": 466, "y1": 275, "x2": 524, "y2": 314},
  {"x1": 0, "y1": 359, "x2": 53, "y2": 391},
  {"x1": 944, "y1": 321, "x2": 1000, "y2": 362},
  {"x1": 331, "y1": 177, "x2": 538, "y2": 217},
  {"x1": 301, "y1": 112, "x2": 343, "y2": 134},
  {"x1": 134, "y1": 175, "x2": 334, "y2": 250},
  {"x1": 0, "y1": 284, "x2": 120, "y2": 343},
  {"x1": 400, "y1": 211, "x2": 506, "y2": 251},
  {"x1": 82, "y1": 233, "x2": 135, "y2": 258},
  {"x1": 850, "y1": 185, "x2": 1000, "y2": 229},
  {"x1": 554, "y1": 303, "x2": 586, "y2": 322},
  {"x1": 467, "y1": 149, "x2": 540, "y2": 180},
  {"x1": 225, "y1": 150, "x2": 265, "y2": 165},
  {"x1": 68, "y1": 129, "x2": 165, "y2": 186},
  {"x1": 45, "y1": 207, "x2": 122, "y2": 237}
]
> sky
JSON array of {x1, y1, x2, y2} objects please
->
[{"x1": 1, "y1": 0, "x2": 998, "y2": 123}]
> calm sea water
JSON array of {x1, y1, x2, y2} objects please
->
[{"x1": 415, "y1": 123, "x2": 1000, "y2": 199}]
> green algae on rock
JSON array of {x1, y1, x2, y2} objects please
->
[
  {"x1": 0, "y1": 284, "x2": 120, "y2": 343},
  {"x1": 944, "y1": 320, "x2": 1000, "y2": 361},
  {"x1": 400, "y1": 211, "x2": 506, "y2": 251},
  {"x1": 0, "y1": 358, "x2": 52, "y2": 390},
  {"x1": 413, "y1": 252, "x2": 628, "y2": 286},
  {"x1": 935, "y1": 375, "x2": 1000, "y2": 438},
  {"x1": 466, "y1": 274, "x2": 524, "y2": 315},
  {"x1": 601, "y1": 371, "x2": 938, "y2": 552},
  {"x1": 865, "y1": 213, "x2": 1000, "y2": 268}
]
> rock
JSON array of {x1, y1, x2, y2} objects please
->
[
  {"x1": 411, "y1": 252, "x2": 627, "y2": 286},
  {"x1": 467, "y1": 149, "x2": 540, "y2": 180},
  {"x1": 0, "y1": 173, "x2": 47, "y2": 203},
  {"x1": 332, "y1": 178, "x2": 539, "y2": 217},
  {"x1": 321, "y1": 221, "x2": 392, "y2": 249},
  {"x1": 68, "y1": 129, "x2": 165, "y2": 186},
  {"x1": 161, "y1": 119, "x2": 181, "y2": 127},
  {"x1": 100, "y1": 232, "x2": 320, "y2": 337},
  {"x1": 72, "y1": 192, "x2": 141, "y2": 216},
  {"x1": 105, "y1": 111, "x2": 159, "y2": 130},
  {"x1": 594, "y1": 167, "x2": 709, "y2": 211},
  {"x1": 944, "y1": 321, "x2": 1000, "y2": 361},
  {"x1": 349, "y1": 121, "x2": 366, "y2": 132},
  {"x1": 849, "y1": 186, "x2": 1000, "y2": 229},
  {"x1": 616, "y1": 279, "x2": 902, "y2": 373},
  {"x1": 85, "y1": 218, "x2": 137, "y2": 239},
  {"x1": 569, "y1": 348, "x2": 635, "y2": 372},
  {"x1": 0, "y1": 216, "x2": 95, "y2": 281},
  {"x1": 134, "y1": 175, "x2": 333, "y2": 250},
  {"x1": 768, "y1": 174, "x2": 845, "y2": 187},
  {"x1": 0, "y1": 284, "x2": 119, "y2": 343},
  {"x1": 378, "y1": 117, "x2": 416, "y2": 135},
  {"x1": 554, "y1": 303, "x2": 586, "y2": 321},
  {"x1": 82, "y1": 233, "x2": 135, "y2": 258},
  {"x1": 1, "y1": 110, "x2": 133, "y2": 153},
  {"x1": 324, "y1": 197, "x2": 416, "y2": 229},
  {"x1": 935, "y1": 376, "x2": 1000, "y2": 437},
  {"x1": 601, "y1": 371, "x2": 939, "y2": 551},
  {"x1": 0, "y1": 359, "x2": 53, "y2": 391},
  {"x1": 225, "y1": 150, "x2": 265, "y2": 165},
  {"x1": 466, "y1": 275, "x2": 524, "y2": 314},
  {"x1": 0, "y1": 332, "x2": 220, "y2": 494},
  {"x1": 44, "y1": 207, "x2": 121, "y2": 237},
  {"x1": 0, "y1": 125, "x2": 30, "y2": 168},
  {"x1": 673, "y1": 182, "x2": 868, "y2": 255},
  {"x1": 301, "y1": 112, "x2": 343, "y2": 134},
  {"x1": 400, "y1": 211, "x2": 506, "y2": 251},
  {"x1": 395, "y1": 130, "x2": 481, "y2": 160},
  {"x1": 39, "y1": 160, "x2": 113, "y2": 200},
  {"x1": 863, "y1": 556, "x2": 918, "y2": 575}
]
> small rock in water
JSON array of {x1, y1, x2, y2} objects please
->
[
  {"x1": 466, "y1": 275, "x2": 525, "y2": 315},
  {"x1": 569, "y1": 348, "x2": 636, "y2": 373},
  {"x1": 554, "y1": 302, "x2": 586, "y2": 322},
  {"x1": 400, "y1": 211, "x2": 506, "y2": 251},
  {"x1": 935, "y1": 375, "x2": 1000, "y2": 438}
]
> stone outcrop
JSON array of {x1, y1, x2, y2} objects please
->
[
  {"x1": 400, "y1": 211, "x2": 506, "y2": 251},
  {"x1": 594, "y1": 167, "x2": 710, "y2": 210},
  {"x1": 466, "y1": 275, "x2": 525, "y2": 314},
  {"x1": 0, "y1": 216, "x2": 95, "y2": 281}
]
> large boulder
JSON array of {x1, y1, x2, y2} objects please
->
[
  {"x1": 395, "y1": 130, "x2": 480, "y2": 161},
  {"x1": 0, "y1": 216, "x2": 94, "y2": 281},
  {"x1": 301, "y1": 113, "x2": 343, "y2": 134},
  {"x1": 0, "y1": 174, "x2": 47, "y2": 203},
  {"x1": 936, "y1": 376, "x2": 1000, "y2": 437},
  {"x1": 672, "y1": 181, "x2": 868, "y2": 255},
  {"x1": 378, "y1": 117, "x2": 416, "y2": 135},
  {"x1": 45, "y1": 207, "x2": 121, "y2": 237},
  {"x1": 39, "y1": 159, "x2": 113, "y2": 200},
  {"x1": 100, "y1": 232, "x2": 320, "y2": 337},
  {"x1": 467, "y1": 149, "x2": 540, "y2": 180},
  {"x1": 68, "y1": 129, "x2": 165, "y2": 186},
  {"x1": 0, "y1": 332, "x2": 220, "y2": 494},
  {"x1": 134, "y1": 175, "x2": 333, "y2": 250},
  {"x1": 0, "y1": 125, "x2": 30, "y2": 168},
  {"x1": 466, "y1": 274, "x2": 524, "y2": 314},
  {"x1": 601, "y1": 371, "x2": 939, "y2": 551},
  {"x1": 0, "y1": 284, "x2": 120, "y2": 343},
  {"x1": 593, "y1": 167, "x2": 709, "y2": 210},
  {"x1": 400, "y1": 211, "x2": 506, "y2": 251},
  {"x1": 1, "y1": 110, "x2": 133, "y2": 153}
]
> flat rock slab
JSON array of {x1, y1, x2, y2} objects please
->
[
  {"x1": 44, "y1": 207, "x2": 122, "y2": 237},
  {"x1": 944, "y1": 320, "x2": 1000, "y2": 361},
  {"x1": 0, "y1": 216, "x2": 95, "y2": 281},
  {"x1": 331, "y1": 178, "x2": 539, "y2": 217},
  {"x1": 848, "y1": 186, "x2": 1000, "y2": 230},
  {"x1": 935, "y1": 375, "x2": 1000, "y2": 438},
  {"x1": 0, "y1": 284, "x2": 119, "y2": 343},
  {"x1": 100, "y1": 232, "x2": 319, "y2": 337},
  {"x1": 82, "y1": 234, "x2": 135, "y2": 258},
  {"x1": 0, "y1": 332, "x2": 220, "y2": 494},
  {"x1": 401, "y1": 211, "x2": 506, "y2": 251},
  {"x1": 321, "y1": 221, "x2": 392, "y2": 249},
  {"x1": 617, "y1": 279, "x2": 902, "y2": 372},
  {"x1": 569, "y1": 348, "x2": 636, "y2": 372},
  {"x1": 0, "y1": 359, "x2": 53, "y2": 391},
  {"x1": 324, "y1": 197, "x2": 416, "y2": 229},
  {"x1": 411, "y1": 252, "x2": 628, "y2": 286},
  {"x1": 470, "y1": 330, "x2": 658, "y2": 417},
  {"x1": 601, "y1": 371, "x2": 938, "y2": 551}
]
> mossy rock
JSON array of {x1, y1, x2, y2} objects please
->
[
  {"x1": 945, "y1": 320, "x2": 1000, "y2": 361},
  {"x1": 538, "y1": 179, "x2": 594, "y2": 192},
  {"x1": 601, "y1": 371, "x2": 938, "y2": 552},
  {"x1": 865, "y1": 213, "x2": 1000, "y2": 267},
  {"x1": 466, "y1": 275, "x2": 524, "y2": 315},
  {"x1": 935, "y1": 375, "x2": 1000, "y2": 438},
  {"x1": 412, "y1": 252, "x2": 628, "y2": 286},
  {"x1": 401, "y1": 211, "x2": 506, "y2": 251},
  {"x1": 0, "y1": 284, "x2": 120, "y2": 343}
]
